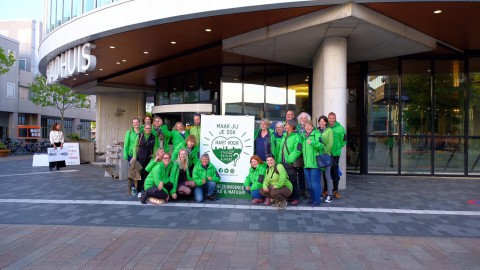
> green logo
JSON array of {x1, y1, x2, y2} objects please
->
[{"x1": 212, "y1": 136, "x2": 242, "y2": 166}]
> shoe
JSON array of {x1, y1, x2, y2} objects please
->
[
  {"x1": 148, "y1": 198, "x2": 165, "y2": 205},
  {"x1": 325, "y1": 195, "x2": 332, "y2": 203},
  {"x1": 278, "y1": 200, "x2": 287, "y2": 209},
  {"x1": 264, "y1": 198, "x2": 271, "y2": 206},
  {"x1": 334, "y1": 190, "x2": 342, "y2": 199},
  {"x1": 137, "y1": 191, "x2": 142, "y2": 198},
  {"x1": 313, "y1": 203, "x2": 321, "y2": 207},
  {"x1": 131, "y1": 187, "x2": 138, "y2": 196},
  {"x1": 49, "y1": 168, "x2": 53, "y2": 171},
  {"x1": 207, "y1": 195, "x2": 216, "y2": 201},
  {"x1": 251, "y1": 198, "x2": 263, "y2": 204},
  {"x1": 271, "y1": 199, "x2": 279, "y2": 207},
  {"x1": 306, "y1": 200, "x2": 313, "y2": 205},
  {"x1": 322, "y1": 189, "x2": 327, "y2": 197},
  {"x1": 290, "y1": 200, "x2": 300, "y2": 205},
  {"x1": 56, "y1": 168, "x2": 60, "y2": 171},
  {"x1": 140, "y1": 192, "x2": 148, "y2": 204}
]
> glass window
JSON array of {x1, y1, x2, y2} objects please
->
[
  {"x1": 156, "y1": 79, "x2": 169, "y2": 105},
  {"x1": 184, "y1": 72, "x2": 199, "y2": 103},
  {"x1": 170, "y1": 75, "x2": 183, "y2": 104},
  {"x1": 56, "y1": 0, "x2": 63, "y2": 26},
  {"x1": 243, "y1": 66, "x2": 265, "y2": 119},
  {"x1": 72, "y1": 0, "x2": 82, "y2": 18},
  {"x1": 367, "y1": 136, "x2": 398, "y2": 174},
  {"x1": 84, "y1": 0, "x2": 95, "y2": 12},
  {"x1": 7, "y1": 83, "x2": 15, "y2": 99},
  {"x1": 19, "y1": 86, "x2": 29, "y2": 100},
  {"x1": 266, "y1": 66, "x2": 286, "y2": 123},
  {"x1": 222, "y1": 66, "x2": 243, "y2": 115},
  {"x1": 469, "y1": 58, "x2": 480, "y2": 136},
  {"x1": 49, "y1": 0, "x2": 57, "y2": 32},
  {"x1": 401, "y1": 135, "x2": 432, "y2": 174},
  {"x1": 200, "y1": 67, "x2": 219, "y2": 104},
  {"x1": 18, "y1": 59, "x2": 26, "y2": 71},
  {"x1": 468, "y1": 138, "x2": 480, "y2": 176},
  {"x1": 63, "y1": 0, "x2": 72, "y2": 22},
  {"x1": 287, "y1": 67, "x2": 309, "y2": 115},
  {"x1": 434, "y1": 60, "x2": 465, "y2": 136},
  {"x1": 433, "y1": 137, "x2": 464, "y2": 175},
  {"x1": 97, "y1": 0, "x2": 112, "y2": 8},
  {"x1": 401, "y1": 60, "x2": 432, "y2": 135},
  {"x1": 18, "y1": 115, "x2": 26, "y2": 125}
]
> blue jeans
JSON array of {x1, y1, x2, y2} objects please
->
[
  {"x1": 304, "y1": 168, "x2": 321, "y2": 204},
  {"x1": 244, "y1": 187, "x2": 264, "y2": 199},
  {"x1": 194, "y1": 181, "x2": 216, "y2": 202}
]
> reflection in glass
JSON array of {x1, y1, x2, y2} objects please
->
[
  {"x1": 402, "y1": 60, "x2": 432, "y2": 135},
  {"x1": 97, "y1": 0, "x2": 113, "y2": 8},
  {"x1": 367, "y1": 136, "x2": 397, "y2": 173},
  {"x1": 201, "y1": 67, "x2": 219, "y2": 102},
  {"x1": 469, "y1": 58, "x2": 480, "y2": 136},
  {"x1": 287, "y1": 67, "x2": 309, "y2": 115},
  {"x1": 63, "y1": 0, "x2": 72, "y2": 23},
  {"x1": 184, "y1": 72, "x2": 199, "y2": 103},
  {"x1": 72, "y1": 0, "x2": 82, "y2": 19},
  {"x1": 266, "y1": 66, "x2": 286, "y2": 123},
  {"x1": 468, "y1": 139, "x2": 480, "y2": 175},
  {"x1": 56, "y1": 0, "x2": 63, "y2": 26},
  {"x1": 434, "y1": 60, "x2": 465, "y2": 136},
  {"x1": 222, "y1": 66, "x2": 243, "y2": 115},
  {"x1": 244, "y1": 66, "x2": 265, "y2": 119},
  {"x1": 401, "y1": 136, "x2": 431, "y2": 174},
  {"x1": 84, "y1": 0, "x2": 95, "y2": 12},
  {"x1": 433, "y1": 137, "x2": 464, "y2": 174},
  {"x1": 49, "y1": 0, "x2": 57, "y2": 32}
]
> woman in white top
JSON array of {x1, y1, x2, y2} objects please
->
[{"x1": 49, "y1": 122, "x2": 65, "y2": 171}]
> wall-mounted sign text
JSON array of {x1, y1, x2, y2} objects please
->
[{"x1": 46, "y1": 42, "x2": 96, "y2": 84}]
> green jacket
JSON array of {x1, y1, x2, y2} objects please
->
[
  {"x1": 145, "y1": 159, "x2": 161, "y2": 173},
  {"x1": 123, "y1": 128, "x2": 140, "y2": 160},
  {"x1": 152, "y1": 124, "x2": 170, "y2": 150},
  {"x1": 171, "y1": 142, "x2": 199, "y2": 165},
  {"x1": 132, "y1": 132, "x2": 159, "y2": 160},
  {"x1": 263, "y1": 163, "x2": 292, "y2": 192},
  {"x1": 144, "y1": 162, "x2": 178, "y2": 195},
  {"x1": 243, "y1": 163, "x2": 267, "y2": 191},
  {"x1": 329, "y1": 121, "x2": 347, "y2": 156},
  {"x1": 164, "y1": 129, "x2": 190, "y2": 152},
  {"x1": 192, "y1": 162, "x2": 221, "y2": 186},
  {"x1": 318, "y1": 127, "x2": 334, "y2": 156},
  {"x1": 253, "y1": 128, "x2": 275, "y2": 159},
  {"x1": 301, "y1": 129, "x2": 323, "y2": 168},
  {"x1": 189, "y1": 125, "x2": 201, "y2": 145},
  {"x1": 277, "y1": 131, "x2": 302, "y2": 164},
  {"x1": 273, "y1": 132, "x2": 285, "y2": 163}
]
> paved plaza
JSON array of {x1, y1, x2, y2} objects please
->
[{"x1": 0, "y1": 155, "x2": 479, "y2": 269}]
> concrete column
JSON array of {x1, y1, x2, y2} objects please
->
[{"x1": 312, "y1": 37, "x2": 347, "y2": 190}]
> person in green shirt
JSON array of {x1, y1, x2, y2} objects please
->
[
  {"x1": 328, "y1": 112, "x2": 347, "y2": 199},
  {"x1": 141, "y1": 152, "x2": 177, "y2": 204},
  {"x1": 173, "y1": 148, "x2": 196, "y2": 197},
  {"x1": 171, "y1": 135, "x2": 199, "y2": 172},
  {"x1": 189, "y1": 113, "x2": 201, "y2": 146},
  {"x1": 301, "y1": 120, "x2": 323, "y2": 206},
  {"x1": 192, "y1": 153, "x2": 220, "y2": 202},
  {"x1": 318, "y1": 115, "x2": 334, "y2": 203},
  {"x1": 123, "y1": 117, "x2": 141, "y2": 161},
  {"x1": 243, "y1": 155, "x2": 267, "y2": 204},
  {"x1": 259, "y1": 154, "x2": 292, "y2": 209}
]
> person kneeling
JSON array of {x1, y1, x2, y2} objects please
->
[
  {"x1": 141, "y1": 153, "x2": 178, "y2": 204},
  {"x1": 259, "y1": 154, "x2": 292, "y2": 209},
  {"x1": 193, "y1": 153, "x2": 220, "y2": 202},
  {"x1": 244, "y1": 155, "x2": 267, "y2": 204},
  {"x1": 174, "y1": 148, "x2": 196, "y2": 199}
]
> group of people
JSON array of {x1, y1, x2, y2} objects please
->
[
  {"x1": 123, "y1": 114, "x2": 220, "y2": 204},
  {"x1": 123, "y1": 110, "x2": 346, "y2": 208},
  {"x1": 245, "y1": 111, "x2": 346, "y2": 208}
]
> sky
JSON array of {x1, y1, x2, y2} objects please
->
[{"x1": 0, "y1": 0, "x2": 43, "y2": 21}]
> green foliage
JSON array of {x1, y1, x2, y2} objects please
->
[
  {"x1": 28, "y1": 75, "x2": 89, "y2": 124},
  {"x1": 67, "y1": 133, "x2": 81, "y2": 141},
  {"x1": 0, "y1": 48, "x2": 16, "y2": 75},
  {"x1": 0, "y1": 142, "x2": 7, "y2": 149}
]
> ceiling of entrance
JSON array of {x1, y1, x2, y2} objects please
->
[{"x1": 63, "y1": 2, "x2": 480, "y2": 92}]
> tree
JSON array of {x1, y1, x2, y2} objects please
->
[
  {"x1": 29, "y1": 75, "x2": 89, "y2": 124},
  {"x1": 0, "y1": 47, "x2": 16, "y2": 75}
]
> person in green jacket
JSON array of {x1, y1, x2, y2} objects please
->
[
  {"x1": 277, "y1": 119, "x2": 302, "y2": 205},
  {"x1": 145, "y1": 148, "x2": 165, "y2": 173},
  {"x1": 273, "y1": 122, "x2": 285, "y2": 162},
  {"x1": 131, "y1": 124, "x2": 159, "y2": 196},
  {"x1": 243, "y1": 155, "x2": 267, "y2": 204},
  {"x1": 163, "y1": 122, "x2": 190, "y2": 153},
  {"x1": 171, "y1": 135, "x2": 199, "y2": 173},
  {"x1": 123, "y1": 117, "x2": 141, "y2": 161},
  {"x1": 259, "y1": 154, "x2": 292, "y2": 209},
  {"x1": 152, "y1": 116, "x2": 169, "y2": 150},
  {"x1": 254, "y1": 118, "x2": 275, "y2": 161},
  {"x1": 328, "y1": 112, "x2": 347, "y2": 199},
  {"x1": 318, "y1": 115, "x2": 334, "y2": 203},
  {"x1": 301, "y1": 120, "x2": 323, "y2": 206},
  {"x1": 189, "y1": 113, "x2": 201, "y2": 146},
  {"x1": 141, "y1": 152, "x2": 178, "y2": 204},
  {"x1": 174, "y1": 148, "x2": 196, "y2": 197},
  {"x1": 192, "y1": 153, "x2": 221, "y2": 202}
]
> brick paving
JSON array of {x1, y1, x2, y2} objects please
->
[{"x1": 0, "y1": 156, "x2": 479, "y2": 269}]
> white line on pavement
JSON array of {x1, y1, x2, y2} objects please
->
[
  {"x1": 0, "y1": 198, "x2": 478, "y2": 216},
  {"x1": 0, "y1": 170, "x2": 79, "y2": 177}
]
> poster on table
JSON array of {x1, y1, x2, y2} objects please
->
[
  {"x1": 34, "y1": 143, "x2": 81, "y2": 166},
  {"x1": 63, "y1": 143, "x2": 80, "y2": 165},
  {"x1": 200, "y1": 115, "x2": 254, "y2": 198}
]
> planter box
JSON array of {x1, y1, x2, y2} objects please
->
[
  {"x1": 0, "y1": 149, "x2": 11, "y2": 157},
  {"x1": 78, "y1": 141, "x2": 95, "y2": 163}
]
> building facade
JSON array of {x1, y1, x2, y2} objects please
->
[
  {"x1": 0, "y1": 20, "x2": 96, "y2": 142},
  {"x1": 38, "y1": 0, "x2": 480, "y2": 181}
]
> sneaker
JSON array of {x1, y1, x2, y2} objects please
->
[
  {"x1": 290, "y1": 200, "x2": 300, "y2": 205},
  {"x1": 131, "y1": 188, "x2": 138, "y2": 196},
  {"x1": 325, "y1": 195, "x2": 332, "y2": 203},
  {"x1": 137, "y1": 191, "x2": 142, "y2": 198},
  {"x1": 306, "y1": 200, "x2": 313, "y2": 205},
  {"x1": 334, "y1": 190, "x2": 342, "y2": 199},
  {"x1": 49, "y1": 168, "x2": 53, "y2": 171},
  {"x1": 278, "y1": 200, "x2": 287, "y2": 209},
  {"x1": 251, "y1": 198, "x2": 263, "y2": 204},
  {"x1": 322, "y1": 189, "x2": 327, "y2": 197},
  {"x1": 207, "y1": 195, "x2": 216, "y2": 201},
  {"x1": 264, "y1": 198, "x2": 271, "y2": 206},
  {"x1": 313, "y1": 202, "x2": 321, "y2": 207},
  {"x1": 140, "y1": 192, "x2": 148, "y2": 204}
]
